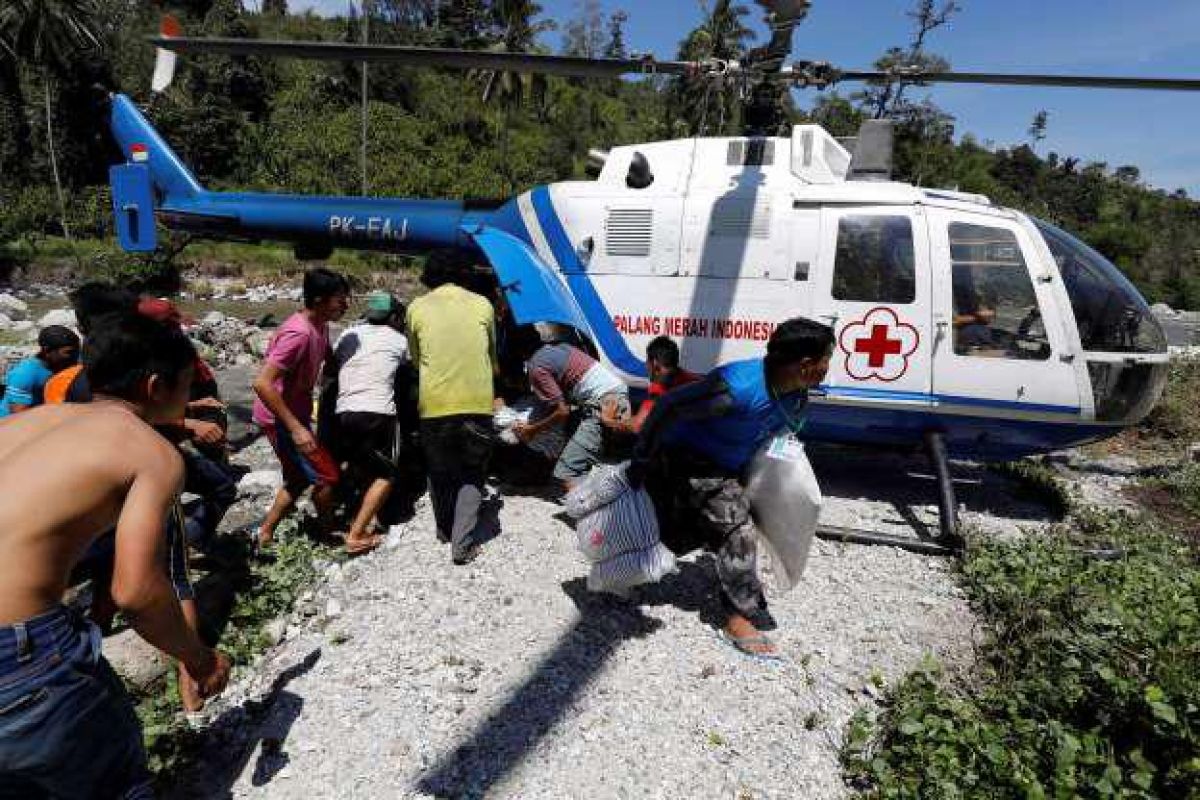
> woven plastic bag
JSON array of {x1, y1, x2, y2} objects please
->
[
  {"x1": 564, "y1": 463, "x2": 675, "y2": 592},
  {"x1": 588, "y1": 542, "x2": 677, "y2": 595},
  {"x1": 562, "y1": 463, "x2": 629, "y2": 520},
  {"x1": 744, "y1": 434, "x2": 822, "y2": 592},
  {"x1": 571, "y1": 477, "x2": 660, "y2": 563}
]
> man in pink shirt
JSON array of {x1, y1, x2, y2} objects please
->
[{"x1": 253, "y1": 268, "x2": 350, "y2": 549}]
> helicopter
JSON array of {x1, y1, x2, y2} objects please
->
[{"x1": 105, "y1": 1, "x2": 1197, "y2": 549}]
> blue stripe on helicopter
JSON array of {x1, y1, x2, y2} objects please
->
[
  {"x1": 529, "y1": 186, "x2": 648, "y2": 377},
  {"x1": 803, "y1": 400, "x2": 1108, "y2": 460},
  {"x1": 820, "y1": 386, "x2": 1081, "y2": 416}
]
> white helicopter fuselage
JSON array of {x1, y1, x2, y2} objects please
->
[{"x1": 505, "y1": 126, "x2": 1170, "y2": 459}]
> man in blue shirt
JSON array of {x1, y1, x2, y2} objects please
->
[
  {"x1": 0, "y1": 326, "x2": 80, "y2": 417},
  {"x1": 630, "y1": 317, "x2": 834, "y2": 661}
]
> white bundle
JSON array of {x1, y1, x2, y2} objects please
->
[
  {"x1": 493, "y1": 401, "x2": 566, "y2": 459},
  {"x1": 564, "y1": 463, "x2": 675, "y2": 594},
  {"x1": 744, "y1": 434, "x2": 823, "y2": 592}
]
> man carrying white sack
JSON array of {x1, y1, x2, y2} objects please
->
[{"x1": 627, "y1": 317, "x2": 834, "y2": 661}]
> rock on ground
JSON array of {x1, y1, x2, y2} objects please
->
[
  {"x1": 170, "y1": 478, "x2": 982, "y2": 799},
  {"x1": 37, "y1": 308, "x2": 76, "y2": 329},
  {"x1": 0, "y1": 292, "x2": 29, "y2": 319}
]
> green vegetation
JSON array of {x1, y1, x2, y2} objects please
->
[
  {"x1": 842, "y1": 518, "x2": 1200, "y2": 799},
  {"x1": 1, "y1": 1, "x2": 1198, "y2": 305},
  {"x1": 845, "y1": 356, "x2": 1200, "y2": 799},
  {"x1": 131, "y1": 517, "x2": 340, "y2": 781}
]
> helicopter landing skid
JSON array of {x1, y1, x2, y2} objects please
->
[{"x1": 814, "y1": 431, "x2": 964, "y2": 557}]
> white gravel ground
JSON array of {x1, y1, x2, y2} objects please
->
[{"x1": 166, "y1": 449, "x2": 1011, "y2": 800}]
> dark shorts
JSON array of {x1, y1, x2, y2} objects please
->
[
  {"x1": 336, "y1": 412, "x2": 398, "y2": 481},
  {"x1": 0, "y1": 607, "x2": 152, "y2": 799},
  {"x1": 263, "y1": 423, "x2": 340, "y2": 489}
]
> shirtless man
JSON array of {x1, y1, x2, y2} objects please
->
[{"x1": 0, "y1": 314, "x2": 231, "y2": 798}]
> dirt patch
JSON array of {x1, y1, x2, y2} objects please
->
[{"x1": 1124, "y1": 483, "x2": 1200, "y2": 543}]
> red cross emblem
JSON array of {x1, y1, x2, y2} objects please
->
[{"x1": 838, "y1": 307, "x2": 920, "y2": 382}]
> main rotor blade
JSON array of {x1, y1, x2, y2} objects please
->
[
  {"x1": 150, "y1": 36, "x2": 700, "y2": 79},
  {"x1": 832, "y1": 68, "x2": 1200, "y2": 92}
]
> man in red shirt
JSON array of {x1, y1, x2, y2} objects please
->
[{"x1": 600, "y1": 336, "x2": 699, "y2": 436}]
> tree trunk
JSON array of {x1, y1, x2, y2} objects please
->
[{"x1": 43, "y1": 72, "x2": 71, "y2": 241}]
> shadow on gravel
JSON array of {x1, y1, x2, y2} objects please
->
[
  {"x1": 415, "y1": 584, "x2": 663, "y2": 799},
  {"x1": 173, "y1": 648, "x2": 321, "y2": 799},
  {"x1": 807, "y1": 443, "x2": 1060, "y2": 525}
]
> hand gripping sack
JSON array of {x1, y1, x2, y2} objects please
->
[{"x1": 744, "y1": 434, "x2": 823, "y2": 592}]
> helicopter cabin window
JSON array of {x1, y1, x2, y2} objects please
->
[
  {"x1": 949, "y1": 222, "x2": 1050, "y2": 360},
  {"x1": 831, "y1": 215, "x2": 916, "y2": 303},
  {"x1": 1033, "y1": 218, "x2": 1167, "y2": 354}
]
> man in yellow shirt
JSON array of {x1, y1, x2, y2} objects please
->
[{"x1": 407, "y1": 251, "x2": 500, "y2": 564}]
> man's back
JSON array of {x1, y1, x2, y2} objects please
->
[
  {"x1": 334, "y1": 323, "x2": 409, "y2": 416},
  {"x1": 0, "y1": 403, "x2": 181, "y2": 624},
  {"x1": 407, "y1": 284, "x2": 496, "y2": 419}
]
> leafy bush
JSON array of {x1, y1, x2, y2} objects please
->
[
  {"x1": 1141, "y1": 357, "x2": 1200, "y2": 451},
  {"x1": 133, "y1": 518, "x2": 339, "y2": 780},
  {"x1": 843, "y1": 522, "x2": 1200, "y2": 799}
]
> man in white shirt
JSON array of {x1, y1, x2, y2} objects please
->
[{"x1": 331, "y1": 292, "x2": 410, "y2": 554}]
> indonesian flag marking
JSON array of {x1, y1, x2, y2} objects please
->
[{"x1": 130, "y1": 144, "x2": 149, "y2": 163}]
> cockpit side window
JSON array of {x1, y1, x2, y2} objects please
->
[
  {"x1": 948, "y1": 222, "x2": 1050, "y2": 361},
  {"x1": 832, "y1": 215, "x2": 916, "y2": 303},
  {"x1": 1034, "y1": 218, "x2": 1167, "y2": 354}
]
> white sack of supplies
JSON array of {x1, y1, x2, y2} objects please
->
[
  {"x1": 744, "y1": 434, "x2": 823, "y2": 592},
  {"x1": 493, "y1": 400, "x2": 566, "y2": 460},
  {"x1": 564, "y1": 463, "x2": 676, "y2": 594}
]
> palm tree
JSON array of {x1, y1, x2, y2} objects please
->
[
  {"x1": 668, "y1": 0, "x2": 754, "y2": 137},
  {"x1": 0, "y1": 0, "x2": 101, "y2": 240}
]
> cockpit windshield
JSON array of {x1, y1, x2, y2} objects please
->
[{"x1": 1033, "y1": 219, "x2": 1166, "y2": 354}]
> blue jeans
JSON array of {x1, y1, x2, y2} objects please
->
[
  {"x1": 181, "y1": 449, "x2": 237, "y2": 551},
  {"x1": 0, "y1": 607, "x2": 152, "y2": 799}
]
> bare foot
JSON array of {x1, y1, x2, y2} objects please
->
[{"x1": 722, "y1": 613, "x2": 780, "y2": 659}]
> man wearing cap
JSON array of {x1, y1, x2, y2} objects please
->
[
  {"x1": 628, "y1": 317, "x2": 834, "y2": 661},
  {"x1": 0, "y1": 326, "x2": 80, "y2": 418},
  {"x1": 329, "y1": 291, "x2": 410, "y2": 555}
]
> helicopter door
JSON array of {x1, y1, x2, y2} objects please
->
[
  {"x1": 813, "y1": 207, "x2": 933, "y2": 403},
  {"x1": 926, "y1": 209, "x2": 1081, "y2": 421}
]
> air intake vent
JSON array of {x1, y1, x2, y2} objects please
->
[
  {"x1": 726, "y1": 139, "x2": 775, "y2": 166},
  {"x1": 605, "y1": 208, "x2": 653, "y2": 257},
  {"x1": 709, "y1": 199, "x2": 771, "y2": 239}
]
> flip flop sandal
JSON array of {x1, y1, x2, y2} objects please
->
[{"x1": 718, "y1": 629, "x2": 784, "y2": 663}]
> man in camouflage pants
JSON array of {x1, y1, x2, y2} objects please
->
[{"x1": 629, "y1": 318, "x2": 834, "y2": 660}]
